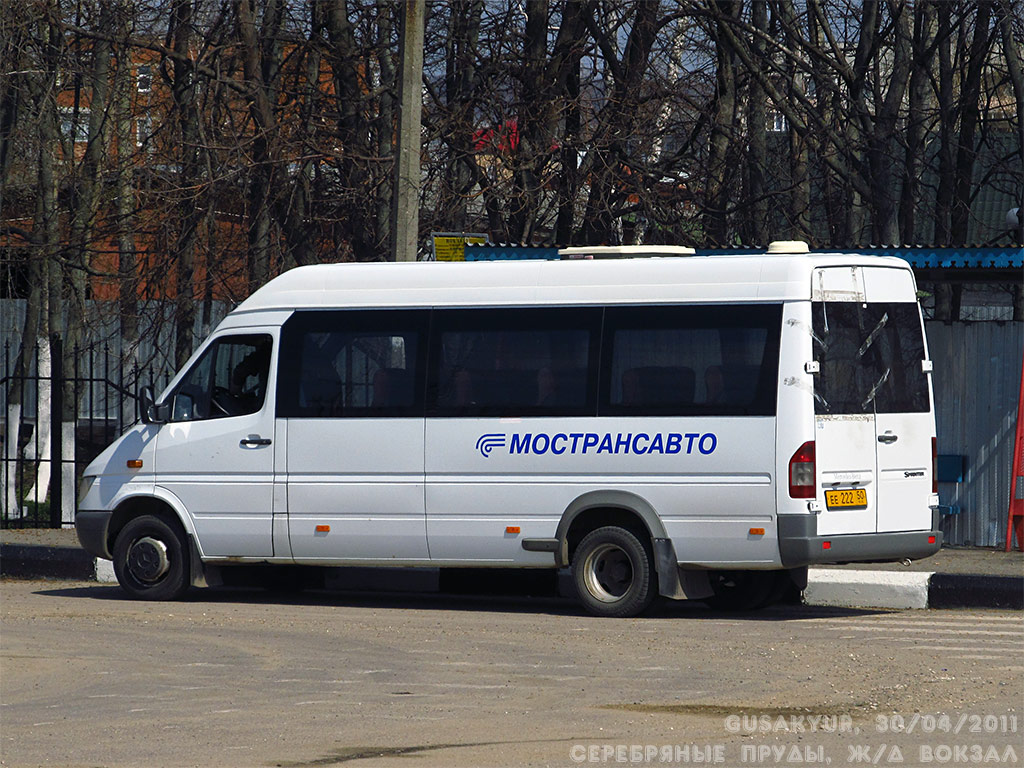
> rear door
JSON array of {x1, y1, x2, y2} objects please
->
[
  {"x1": 812, "y1": 266, "x2": 933, "y2": 536},
  {"x1": 812, "y1": 267, "x2": 877, "y2": 535},
  {"x1": 862, "y1": 269, "x2": 933, "y2": 533}
]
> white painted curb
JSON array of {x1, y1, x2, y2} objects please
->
[
  {"x1": 94, "y1": 558, "x2": 118, "y2": 583},
  {"x1": 805, "y1": 569, "x2": 934, "y2": 610}
]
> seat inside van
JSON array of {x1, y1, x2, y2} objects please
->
[{"x1": 621, "y1": 366, "x2": 695, "y2": 407}]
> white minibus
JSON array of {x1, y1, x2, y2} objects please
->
[{"x1": 76, "y1": 242, "x2": 942, "y2": 616}]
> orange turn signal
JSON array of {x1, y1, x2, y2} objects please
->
[
  {"x1": 126, "y1": 460, "x2": 143, "y2": 469},
  {"x1": 505, "y1": 526, "x2": 521, "y2": 534},
  {"x1": 315, "y1": 525, "x2": 330, "y2": 533},
  {"x1": 749, "y1": 528, "x2": 765, "y2": 536}
]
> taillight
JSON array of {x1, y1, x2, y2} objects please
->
[
  {"x1": 931, "y1": 437, "x2": 938, "y2": 493},
  {"x1": 789, "y1": 441, "x2": 816, "y2": 499}
]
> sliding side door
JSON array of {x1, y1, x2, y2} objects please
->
[{"x1": 277, "y1": 310, "x2": 429, "y2": 562}]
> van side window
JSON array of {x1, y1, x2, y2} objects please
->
[
  {"x1": 427, "y1": 307, "x2": 601, "y2": 417},
  {"x1": 170, "y1": 335, "x2": 272, "y2": 422},
  {"x1": 602, "y1": 305, "x2": 782, "y2": 416},
  {"x1": 277, "y1": 310, "x2": 426, "y2": 417}
]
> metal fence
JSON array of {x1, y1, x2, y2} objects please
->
[
  {"x1": 0, "y1": 339, "x2": 173, "y2": 528},
  {"x1": 0, "y1": 297, "x2": 230, "y2": 528}
]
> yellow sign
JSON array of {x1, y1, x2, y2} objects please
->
[{"x1": 432, "y1": 232, "x2": 487, "y2": 262}]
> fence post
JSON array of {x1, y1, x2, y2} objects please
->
[
  {"x1": 2, "y1": 340, "x2": 9, "y2": 523},
  {"x1": 49, "y1": 335, "x2": 62, "y2": 529}
]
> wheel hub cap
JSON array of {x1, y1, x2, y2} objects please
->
[
  {"x1": 584, "y1": 543, "x2": 634, "y2": 602},
  {"x1": 127, "y1": 537, "x2": 170, "y2": 583}
]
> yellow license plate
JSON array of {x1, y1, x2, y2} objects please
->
[{"x1": 825, "y1": 488, "x2": 868, "y2": 509}]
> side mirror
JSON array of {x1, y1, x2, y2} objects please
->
[{"x1": 139, "y1": 385, "x2": 169, "y2": 424}]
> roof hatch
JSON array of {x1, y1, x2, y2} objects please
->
[{"x1": 767, "y1": 240, "x2": 810, "y2": 254}]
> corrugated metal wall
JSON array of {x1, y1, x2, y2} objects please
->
[{"x1": 928, "y1": 321, "x2": 1023, "y2": 547}]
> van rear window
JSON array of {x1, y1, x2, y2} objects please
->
[{"x1": 812, "y1": 302, "x2": 929, "y2": 415}]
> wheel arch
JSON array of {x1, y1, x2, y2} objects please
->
[
  {"x1": 555, "y1": 490, "x2": 668, "y2": 568},
  {"x1": 107, "y1": 490, "x2": 194, "y2": 560}
]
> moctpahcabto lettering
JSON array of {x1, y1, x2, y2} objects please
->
[{"x1": 484, "y1": 432, "x2": 717, "y2": 458}]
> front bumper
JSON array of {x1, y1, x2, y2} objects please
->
[
  {"x1": 778, "y1": 514, "x2": 942, "y2": 567},
  {"x1": 75, "y1": 509, "x2": 114, "y2": 560}
]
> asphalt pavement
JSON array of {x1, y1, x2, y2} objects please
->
[
  {"x1": 4, "y1": 578, "x2": 1020, "y2": 768},
  {"x1": 1, "y1": 525, "x2": 1021, "y2": 610}
]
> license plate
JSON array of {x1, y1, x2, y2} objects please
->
[{"x1": 825, "y1": 488, "x2": 868, "y2": 509}]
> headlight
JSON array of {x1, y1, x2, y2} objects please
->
[{"x1": 77, "y1": 475, "x2": 97, "y2": 508}]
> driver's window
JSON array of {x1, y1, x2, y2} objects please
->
[{"x1": 170, "y1": 335, "x2": 272, "y2": 422}]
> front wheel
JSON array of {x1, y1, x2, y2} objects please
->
[
  {"x1": 112, "y1": 515, "x2": 191, "y2": 600},
  {"x1": 572, "y1": 526, "x2": 656, "y2": 617}
]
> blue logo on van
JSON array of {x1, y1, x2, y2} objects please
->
[
  {"x1": 475, "y1": 433, "x2": 508, "y2": 457},
  {"x1": 476, "y1": 431, "x2": 717, "y2": 458}
]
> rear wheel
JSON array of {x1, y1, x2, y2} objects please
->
[
  {"x1": 572, "y1": 526, "x2": 655, "y2": 617},
  {"x1": 112, "y1": 515, "x2": 191, "y2": 600}
]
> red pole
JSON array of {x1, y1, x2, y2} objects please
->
[{"x1": 1007, "y1": 348, "x2": 1024, "y2": 552}]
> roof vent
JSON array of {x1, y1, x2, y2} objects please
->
[
  {"x1": 767, "y1": 240, "x2": 810, "y2": 254},
  {"x1": 558, "y1": 245, "x2": 696, "y2": 259}
]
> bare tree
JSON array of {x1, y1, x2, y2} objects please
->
[
  {"x1": 951, "y1": 0, "x2": 995, "y2": 245},
  {"x1": 704, "y1": 0, "x2": 740, "y2": 246},
  {"x1": 579, "y1": 0, "x2": 663, "y2": 245},
  {"x1": 899, "y1": 0, "x2": 937, "y2": 245}
]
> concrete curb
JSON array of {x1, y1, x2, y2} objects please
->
[
  {"x1": 927, "y1": 573, "x2": 1024, "y2": 610},
  {"x1": 1, "y1": 544, "x2": 97, "y2": 581},
  {"x1": 805, "y1": 569, "x2": 933, "y2": 609},
  {"x1": 803, "y1": 568, "x2": 1023, "y2": 610},
  {"x1": 94, "y1": 558, "x2": 117, "y2": 583},
  {"x1": 2, "y1": 542, "x2": 1021, "y2": 610}
]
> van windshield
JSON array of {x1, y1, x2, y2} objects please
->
[{"x1": 812, "y1": 302, "x2": 929, "y2": 415}]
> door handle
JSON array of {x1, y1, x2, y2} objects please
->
[
  {"x1": 239, "y1": 437, "x2": 272, "y2": 447},
  {"x1": 877, "y1": 433, "x2": 898, "y2": 444}
]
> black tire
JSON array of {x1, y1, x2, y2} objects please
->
[
  {"x1": 572, "y1": 526, "x2": 656, "y2": 618},
  {"x1": 112, "y1": 514, "x2": 191, "y2": 600},
  {"x1": 764, "y1": 569, "x2": 800, "y2": 606},
  {"x1": 704, "y1": 569, "x2": 778, "y2": 611}
]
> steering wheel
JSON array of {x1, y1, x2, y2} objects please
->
[{"x1": 211, "y1": 386, "x2": 233, "y2": 416}]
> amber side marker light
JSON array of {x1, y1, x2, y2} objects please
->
[
  {"x1": 505, "y1": 526, "x2": 521, "y2": 534},
  {"x1": 315, "y1": 525, "x2": 330, "y2": 533},
  {"x1": 749, "y1": 528, "x2": 765, "y2": 536},
  {"x1": 126, "y1": 460, "x2": 143, "y2": 469}
]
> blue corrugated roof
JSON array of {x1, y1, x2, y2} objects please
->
[
  {"x1": 852, "y1": 247, "x2": 1023, "y2": 268},
  {"x1": 697, "y1": 246, "x2": 1023, "y2": 267},
  {"x1": 465, "y1": 244, "x2": 559, "y2": 261},
  {"x1": 463, "y1": 244, "x2": 1023, "y2": 268}
]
